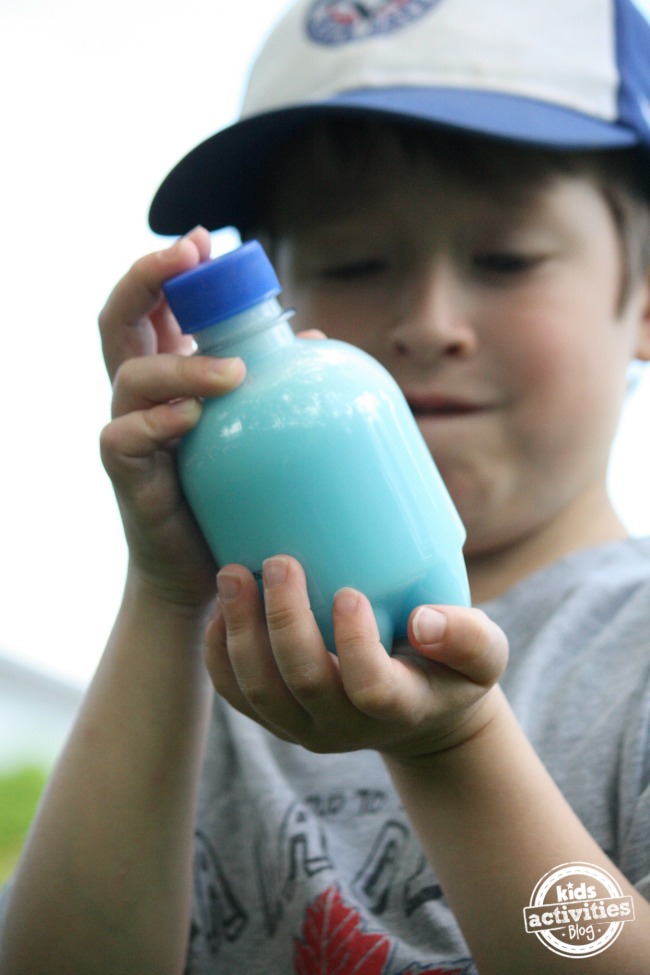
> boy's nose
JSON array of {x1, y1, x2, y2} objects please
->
[{"x1": 389, "y1": 260, "x2": 477, "y2": 362}]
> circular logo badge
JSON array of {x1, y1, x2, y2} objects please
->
[
  {"x1": 306, "y1": 0, "x2": 442, "y2": 46},
  {"x1": 523, "y1": 861, "x2": 635, "y2": 958}
]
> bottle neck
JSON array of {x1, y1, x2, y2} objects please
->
[{"x1": 192, "y1": 298, "x2": 296, "y2": 360}]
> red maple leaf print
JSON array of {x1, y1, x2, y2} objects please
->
[{"x1": 295, "y1": 886, "x2": 392, "y2": 975}]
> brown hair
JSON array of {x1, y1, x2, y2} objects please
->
[{"x1": 256, "y1": 116, "x2": 650, "y2": 310}]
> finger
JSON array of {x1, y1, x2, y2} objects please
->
[
  {"x1": 332, "y1": 588, "x2": 420, "y2": 720},
  {"x1": 261, "y1": 556, "x2": 344, "y2": 709},
  {"x1": 100, "y1": 397, "x2": 203, "y2": 472},
  {"x1": 215, "y1": 564, "x2": 311, "y2": 733},
  {"x1": 99, "y1": 227, "x2": 212, "y2": 381},
  {"x1": 296, "y1": 329, "x2": 327, "y2": 340},
  {"x1": 409, "y1": 605, "x2": 508, "y2": 687},
  {"x1": 102, "y1": 229, "x2": 211, "y2": 338},
  {"x1": 111, "y1": 353, "x2": 246, "y2": 419},
  {"x1": 204, "y1": 597, "x2": 297, "y2": 742},
  {"x1": 151, "y1": 228, "x2": 213, "y2": 356}
]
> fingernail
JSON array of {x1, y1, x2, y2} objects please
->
[
  {"x1": 209, "y1": 357, "x2": 244, "y2": 380},
  {"x1": 334, "y1": 588, "x2": 360, "y2": 615},
  {"x1": 217, "y1": 570, "x2": 241, "y2": 603},
  {"x1": 413, "y1": 607, "x2": 446, "y2": 645},
  {"x1": 170, "y1": 397, "x2": 201, "y2": 419},
  {"x1": 262, "y1": 558, "x2": 289, "y2": 587},
  {"x1": 298, "y1": 328, "x2": 327, "y2": 340}
]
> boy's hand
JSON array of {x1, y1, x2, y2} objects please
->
[
  {"x1": 100, "y1": 226, "x2": 211, "y2": 382},
  {"x1": 98, "y1": 228, "x2": 246, "y2": 606},
  {"x1": 205, "y1": 555, "x2": 508, "y2": 759}
]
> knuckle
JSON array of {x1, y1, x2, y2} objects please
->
[
  {"x1": 138, "y1": 406, "x2": 163, "y2": 442},
  {"x1": 265, "y1": 601, "x2": 300, "y2": 635},
  {"x1": 98, "y1": 420, "x2": 123, "y2": 467},
  {"x1": 282, "y1": 662, "x2": 323, "y2": 699},
  {"x1": 465, "y1": 618, "x2": 489, "y2": 660},
  {"x1": 457, "y1": 609, "x2": 507, "y2": 682},
  {"x1": 99, "y1": 420, "x2": 116, "y2": 453},
  {"x1": 237, "y1": 680, "x2": 276, "y2": 712},
  {"x1": 334, "y1": 629, "x2": 364, "y2": 656},
  {"x1": 111, "y1": 357, "x2": 137, "y2": 396},
  {"x1": 97, "y1": 302, "x2": 111, "y2": 337},
  {"x1": 160, "y1": 352, "x2": 204, "y2": 394},
  {"x1": 223, "y1": 611, "x2": 253, "y2": 641},
  {"x1": 193, "y1": 355, "x2": 220, "y2": 382},
  {"x1": 349, "y1": 673, "x2": 400, "y2": 718},
  {"x1": 173, "y1": 352, "x2": 195, "y2": 379},
  {"x1": 129, "y1": 251, "x2": 158, "y2": 286}
]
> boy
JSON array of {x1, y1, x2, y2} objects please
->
[{"x1": 1, "y1": 0, "x2": 650, "y2": 972}]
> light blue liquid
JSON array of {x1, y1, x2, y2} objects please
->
[{"x1": 177, "y1": 298, "x2": 470, "y2": 653}]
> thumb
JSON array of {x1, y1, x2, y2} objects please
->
[{"x1": 408, "y1": 605, "x2": 508, "y2": 687}]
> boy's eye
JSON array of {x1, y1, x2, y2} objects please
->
[
  {"x1": 320, "y1": 259, "x2": 387, "y2": 280},
  {"x1": 472, "y1": 252, "x2": 541, "y2": 274}
]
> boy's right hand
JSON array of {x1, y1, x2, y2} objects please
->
[{"x1": 98, "y1": 227, "x2": 246, "y2": 608}]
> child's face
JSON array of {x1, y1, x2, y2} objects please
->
[{"x1": 270, "y1": 146, "x2": 650, "y2": 557}]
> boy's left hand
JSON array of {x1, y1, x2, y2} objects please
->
[{"x1": 205, "y1": 555, "x2": 508, "y2": 759}]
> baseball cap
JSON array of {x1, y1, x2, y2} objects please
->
[{"x1": 149, "y1": 0, "x2": 650, "y2": 235}]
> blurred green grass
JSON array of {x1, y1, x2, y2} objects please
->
[{"x1": 0, "y1": 766, "x2": 48, "y2": 884}]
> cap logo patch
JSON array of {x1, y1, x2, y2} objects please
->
[{"x1": 306, "y1": 0, "x2": 442, "y2": 46}]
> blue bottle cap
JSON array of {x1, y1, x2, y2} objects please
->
[{"x1": 163, "y1": 239, "x2": 282, "y2": 334}]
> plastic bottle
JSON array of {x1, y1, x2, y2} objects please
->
[{"x1": 164, "y1": 240, "x2": 470, "y2": 653}]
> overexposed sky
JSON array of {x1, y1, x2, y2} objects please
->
[{"x1": 1, "y1": 0, "x2": 649, "y2": 686}]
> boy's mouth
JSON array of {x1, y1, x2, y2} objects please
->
[{"x1": 405, "y1": 393, "x2": 487, "y2": 417}]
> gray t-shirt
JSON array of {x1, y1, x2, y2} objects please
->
[
  {"x1": 183, "y1": 537, "x2": 650, "y2": 974},
  {"x1": 2, "y1": 539, "x2": 649, "y2": 974}
]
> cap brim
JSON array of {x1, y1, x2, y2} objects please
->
[{"x1": 149, "y1": 87, "x2": 640, "y2": 236}]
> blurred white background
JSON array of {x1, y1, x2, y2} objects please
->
[{"x1": 1, "y1": 0, "x2": 649, "y2": 688}]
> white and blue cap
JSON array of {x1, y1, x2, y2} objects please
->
[{"x1": 149, "y1": 0, "x2": 650, "y2": 235}]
